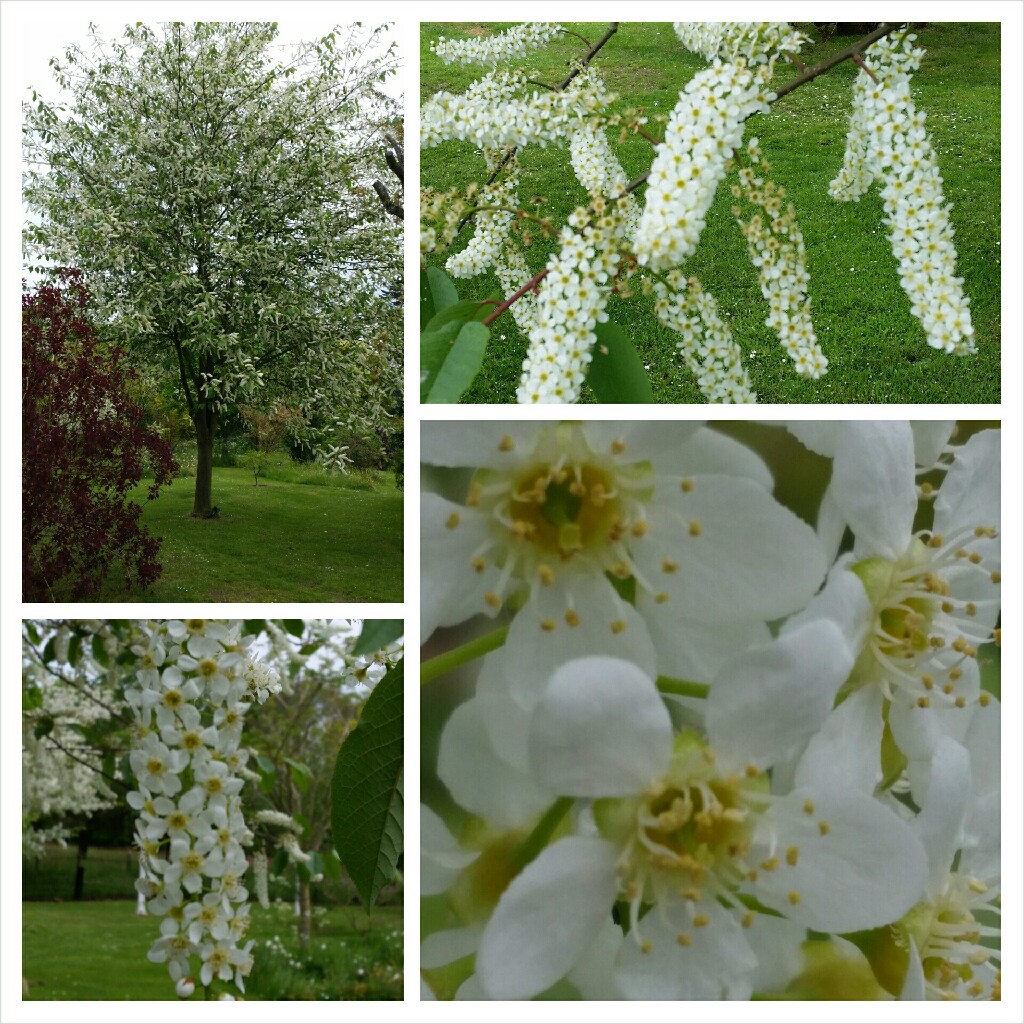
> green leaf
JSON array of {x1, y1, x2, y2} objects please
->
[
  {"x1": 424, "y1": 320, "x2": 490, "y2": 403},
  {"x1": 67, "y1": 634, "x2": 82, "y2": 667},
  {"x1": 282, "y1": 619, "x2": 306, "y2": 638},
  {"x1": 42, "y1": 638, "x2": 55, "y2": 664},
  {"x1": 322, "y1": 848, "x2": 341, "y2": 880},
  {"x1": 284, "y1": 756, "x2": 311, "y2": 793},
  {"x1": 419, "y1": 297, "x2": 495, "y2": 401},
  {"x1": 586, "y1": 321, "x2": 654, "y2": 403},
  {"x1": 353, "y1": 620, "x2": 403, "y2": 656},
  {"x1": 91, "y1": 634, "x2": 110, "y2": 668},
  {"x1": 331, "y1": 661, "x2": 403, "y2": 907},
  {"x1": 34, "y1": 715, "x2": 55, "y2": 740},
  {"x1": 25, "y1": 622, "x2": 40, "y2": 645},
  {"x1": 243, "y1": 619, "x2": 267, "y2": 637},
  {"x1": 422, "y1": 266, "x2": 459, "y2": 325},
  {"x1": 270, "y1": 848, "x2": 289, "y2": 877}
]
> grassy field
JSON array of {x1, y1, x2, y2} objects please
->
[
  {"x1": 98, "y1": 464, "x2": 403, "y2": 602},
  {"x1": 22, "y1": 900, "x2": 403, "y2": 1000},
  {"x1": 420, "y1": 22, "x2": 1001, "y2": 404}
]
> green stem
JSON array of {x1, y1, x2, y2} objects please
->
[
  {"x1": 656, "y1": 676, "x2": 710, "y2": 699},
  {"x1": 420, "y1": 625, "x2": 509, "y2": 686},
  {"x1": 204, "y1": 983, "x2": 211, "y2": 1000},
  {"x1": 509, "y1": 797, "x2": 574, "y2": 873}
]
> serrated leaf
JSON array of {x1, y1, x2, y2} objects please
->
[
  {"x1": 91, "y1": 634, "x2": 110, "y2": 667},
  {"x1": 587, "y1": 321, "x2": 654, "y2": 403},
  {"x1": 425, "y1": 320, "x2": 489, "y2": 403},
  {"x1": 331, "y1": 660, "x2": 403, "y2": 907},
  {"x1": 282, "y1": 619, "x2": 306, "y2": 638},
  {"x1": 353, "y1": 619, "x2": 403, "y2": 656},
  {"x1": 422, "y1": 266, "x2": 459, "y2": 325}
]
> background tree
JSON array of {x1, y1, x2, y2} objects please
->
[
  {"x1": 24, "y1": 22, "x2": 402, "y2": 517},
  {"x1": 22, "y1": 272, "x2": 177, "y2": 600}
]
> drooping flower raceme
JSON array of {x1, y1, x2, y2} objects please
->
[
  {"x1": 127, "y1": 619, "x2": 279, "y2": 995},
  {"x1": 422, "y1": 421, "x2": 827, "y2": 684},
  {"x1": 674, "y1": 22, "x2": 810, "y2": 65},
  {"x1": 633, "y1": 59, "x2": 772, "y2": 273},
  {"x1": 432, "y1": 22, "x2": 564, "y2": 66},
  {"x1": 829, "y1": 34, "x2": 974, "y2": 354}
]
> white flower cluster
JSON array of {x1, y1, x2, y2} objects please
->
[
  {"x1": 651, "y1": 275, "x2": 756, "y2": 402},
  {"x1": 634, "y1": 60, "x2": 772, "y2": 273},
  {"x1": 126, "y1": 619, "x2": 278, "y2": 996},
  {"x1": 445, "y1": 171, "x2": 520, "y2": 280},
  {"x1": 675, "y1": 22, "x2": 810, "y2": 65},
  {"x1": 421, "y1": 68, "x2": 611, "y2": 152},
  {"x1": 421, "y1": 421, "x2": 1001, "y2": 1001},
  {"x1": 494, "y1": 247, "x2": 540, "y2": 332},
  {"x1": 732, "y1": 142, "x2": 827, "y2": 378},
  {"x1": 516, "y1": 202, "x2": 629, "y2": 404},
  {"x1": 569, "y1": 122, "x2": 641, "y2": 237},
  {"x1": 342, "y1": 634, "x2": 405, "y2": 696},
  {"x1": 829, "y1": 34, "x2": 974, "y2": 354},
  {"x1": 432, "y1": 23, "x2": 564, "y2": 66}
]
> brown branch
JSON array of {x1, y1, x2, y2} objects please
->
[
  {"x1": 458, "y1": 23, "x2": 620, "y2": 232},
  {"x1": 483, "y1": 267, "x2": 550, "y2": 327}
]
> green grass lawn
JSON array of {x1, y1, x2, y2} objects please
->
[
  {"x1": 420, "y1": 22, "x2": 1001, "y2": 404},
  {"x1": 99, "y1": 465, "x2": 403, "y2": 602},
  {"x1": 22, "y1": 900, "x2": 403, "y2": 1000}
]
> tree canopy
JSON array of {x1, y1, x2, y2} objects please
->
[{"x1": 24, "y1": 22, "x2": 403, "y2": 514}]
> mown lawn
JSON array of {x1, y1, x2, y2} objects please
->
[
  {"x1": 22, "y1": 900, "x2": 403, "y2": 1000},
  {"x1": 98, "y1": 465, "x2": 403, "y2": 602},
  {"x1": 420, "y1": 22, "x2": 1001, "y2": 404}
]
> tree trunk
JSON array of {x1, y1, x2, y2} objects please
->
[
  {"x1": 191, "y1": 404, "x2": 217, "y2": 518},
  {"x1": 297, "y1": 880, "x2": 312, "y2": 950}
]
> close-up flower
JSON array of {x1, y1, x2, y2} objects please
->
[{"x1": 421, "y1": 419, "x2": 1002, "y2": 1002}]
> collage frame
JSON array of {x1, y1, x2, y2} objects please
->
[{"x1": 2, "y1": 2, "x2": 1021, "y2": 1021}]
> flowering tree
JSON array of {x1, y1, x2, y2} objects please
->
[
  {"x1": 420, "y1": 22, "x2": 989, "y2": 404},
  {"x1": 24, "y1": 22, "x2": 403, "y2": 515},
  {"x1": 420, "y1": 421, "x2": 1000, "y2": 1000},
  {"x1": 22, "y1": 272, "x2": 177, "y2": 600},
  {"x1": 21, "y1": 618, "x2": 404, "y2": 1000}
]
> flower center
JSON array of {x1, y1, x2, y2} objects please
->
[
  {"x1": 848, "y1": 527, "x2": 999, "y2": 710},
  {"x1": 507, "y1": 461, "x2": 621, "y2": 561},
  {"x1": 595, "y1": 734, "x2": 764, "y2": 926}
]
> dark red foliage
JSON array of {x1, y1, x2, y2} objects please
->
[{"x1": 22, "y1": 270, "x2": 178, "y2": 600}]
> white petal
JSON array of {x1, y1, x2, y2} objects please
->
[
  {"x1": 832, "y1": 421, "x2": 917, "y2": 559},
  {"x1": 421, "y1": 422, "x2": 538, "y2": 468},
  {"x1": 757, "y1": 790, "x2": 927, "y2": 933},
  {"x1": 421, "y1": 805, "x2": 478, "y2": 896},
  {"x1": 915, "y1": 737, "x2": 970, "y2": 892},
  {"x1": 437, "y1": 696, "x2": 552, "y2": 829},
  {"x1": 793, "y1": 686, "x2": 884, "y2": 796},
  {"x1": 911, "y1": 421, "x2": 955, "y2": 468},
  {"x1": 476, "y1": 836, "x2": 618, "y2": 999},
  {"x1": 614, "y1": 897, "x2": 756, "y2": 1000},
  {"x1": 650, "y1": 426, "x2": 772, "y2": 489},
  {"x1": 900, "y1": 939, "x2": 926, "y2": 1000},
  {"x1": 582, "y1": 421, "x2": 703, "y2": 462},
  {"x1": 814, "y1": 480, "x2": 848, "y2": 567},
  {"x1": 638, "y1": 475, "x2": 826, "y2": 623},
  {"x1": 933, "y1": 428, "x2": 1000, "y2": 535},
  {"x1": 420, "y1": 494, "x2": 499, "y2": 638},
  {"x1": 496, "y1": 577, "x2": 657, "y2": 712},
  {"x1": 420, "y1": 926, "x2": 482, "y2": 969},
  {"x1": 566, "y1": 918, "x2": 627, "y2": 1000},
  {"x1": 785, "y1": 422, "x2": 840, "y2": 457},
  {"x1": 782, "y1": 558, "x2": 871, "y2": 652},
  {"x1": 707, "y1": 621, "x2": 854, "y2": 773},
  {"x1": 529, "y1": 657, "x2": 671, "y2": 797},
  {"x1": 640, "y1": 603, "x2": 770, "y2": 683}
]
